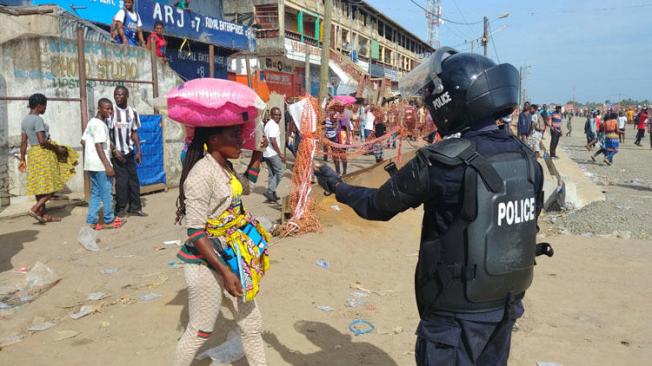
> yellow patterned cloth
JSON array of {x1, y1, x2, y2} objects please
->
[
  {"x1": 206, "y1": 174, "x2": 270, "y2": 302},
  {"x1": 26, "y1": 143, "x2": 78, "y2": 195}
]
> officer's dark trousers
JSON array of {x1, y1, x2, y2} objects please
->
[
  {"x1": 415, "y1": 316, "x2": 516, "y2": 366},
  {"x1": 549, "y1": 130, "x2": 561, "y2": 157},
  {"x1": 112, "y1": 153, "x2": 142, "y2": 212}
]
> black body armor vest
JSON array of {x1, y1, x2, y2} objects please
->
[{"x1": 414, "y1": 137, "x2": 543, "y2": 314}]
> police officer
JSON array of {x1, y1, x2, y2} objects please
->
[{"x1": 314, "y1": 48, "x2": 551, "y2": 365}]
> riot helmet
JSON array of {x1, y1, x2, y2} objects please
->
[{"x1": 399, "y1": 47, "x2": 520, "y2": 135}]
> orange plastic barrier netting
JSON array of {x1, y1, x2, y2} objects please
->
[
  {"x1": 277, "y1": 97, "x2": 323, "y2": 237},
  {"x1": 277, "y1": 99, "x2": 424, "y2": 237}
]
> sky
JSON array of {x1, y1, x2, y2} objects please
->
[{"x1": 368, "y1": 0, "x2": 652, "y2": 104}]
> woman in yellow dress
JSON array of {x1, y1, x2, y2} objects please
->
[{"x1": 19, "y1": 93, "x2": 78, "y2": 223}]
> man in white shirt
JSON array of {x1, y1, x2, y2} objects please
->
[
  {"x1": 617, "y1": 111, "x2": 627, "y2": 143},
  {"x1": 364, "y1": 105, "x2": 376, "y2": 141},
  {"x1": 111, "y1": 86, "x2": 146, "y2": 217},
  {"x1": 262, "y1": 107, "x2": 286, "y2": 202},
  {"x1": 111, "y1": 0, "x2": 145, "y2": 46},
  {"x1": 82, "y1": 99, "x2": 123, "y2": 229}
]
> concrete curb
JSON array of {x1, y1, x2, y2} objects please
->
[{"x1": 540, "y1": 139, "x2": 605, "y2": 211}]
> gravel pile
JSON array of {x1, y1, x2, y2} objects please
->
[{"x1": 546, "y1": 118, "x2": 652, "y2": 239}]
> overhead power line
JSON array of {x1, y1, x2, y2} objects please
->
[{"x1": 408, "y1": 0, "x2": 483, "y2": 25}]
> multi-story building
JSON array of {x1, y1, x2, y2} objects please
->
[{"x1": 224, "y1": 0, "x2": 434, "y2": 100}]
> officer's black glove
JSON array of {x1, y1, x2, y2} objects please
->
[{"x1": 314, "y1": 164, "x2": 342, "y2": 195}]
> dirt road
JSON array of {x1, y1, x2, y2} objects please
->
[{"x1": 1, "y1": 144, "x2": 651, "y2": 365}]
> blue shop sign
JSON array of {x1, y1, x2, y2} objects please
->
[
  {"x1": 384, "y1": 67, "x2": 398, "y2": 82},
  {"x1": 166, "y1": 41, "x2": 228, "y2": 81},
  {"x1": 137, "y1": 0, "x2": 255, "y2": 51},
  {"x1": 32, "y1": 0, "x2": 120, "y2": 25},
  {"x1": 369, "y1": 63, "x2": 385, "y2": 78}
]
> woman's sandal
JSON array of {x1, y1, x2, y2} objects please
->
[
  {"x1": 103, "y1": 217, "x2": 125, "y2": 229},
  {"x1": 42, "y1": 214, "x2": 61, "y2": 223},
  {"x1": 28, "y1": 210, "x2": 46, "y2": 224}
]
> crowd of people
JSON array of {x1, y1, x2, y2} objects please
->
[
  {"x1": 514, "y1": 100, "x2": 651, "y2": 166},
  {"x1": 19, "y1": 86, "x2": 147, "y2": 228}
]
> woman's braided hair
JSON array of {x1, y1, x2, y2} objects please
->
[{"x1": 175, "y1": 127, "x2": 223, "y2": 224}]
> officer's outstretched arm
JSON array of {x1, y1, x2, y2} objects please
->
[{"x1": 335, "y1": 157, "x2": 429, "y2": 221}]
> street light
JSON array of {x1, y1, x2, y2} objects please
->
[{"x1": 483, "y1": 12, "x2": 509, "y2": 57}]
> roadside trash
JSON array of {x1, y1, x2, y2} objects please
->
[
  {"x1": 382, "y1": 326, "x2": 403, "y2": 335},
  {"x1": 348, "y1": 319, "x2": 375, "y2": 336},
  {"x1": 316, "y1": 259, "x2": 330, "y2": 269},
  {"x1": 350, "y1": 282, "x2": 392, "y2": 296},
  {"x1": 28, "y1": 321, "x2": 55, "y2": 332},
  {"x1": 87, "y1": 292, "x2": 107, "y2": 301},
  {"x1": 69, "y1": 305, "x2": 94, "y2": 320},
  {"x1": 154, "y1": 246, "x2": 167, "y2": 251},
  {"x1": 316, "y1": 305, "x2": 335, "y2": 312},
  {"x1": 168, "y1": 261, "x2": 183, "y2": 269},
  {"x1": 0, "y1": 334, "x2": 23, "y2": 347},
  {"x1": 330, "y1": 204, "x2": 341, "y2": 212},
  {"x1": 100, "y1": 267, "x2": 119, "y2": 275},
  {"x1": 1, "y1": 262, "x2": 60, "y2": 308},
  {"x1": 16, "y1": 266, "x2": 29, "y2": 273},
  {"x1": 196, "y1": 328, "x2": 244, "y2": 365},
  {"x1": 53, "y1": 330, "x2": 79, "y2": 341},
  {"x1": 78, "y1": 226, "x2": 99, "y2": 252},
  {"x1": 257, "y1": 217, "x2": 273, "y2": 232},
  {"x1": 140, "y1": 293, "x2": 162, "y2": 302},
  {"x1": 163, "y1": 240, "x2": 182, "y2": 246},
  {"x1": 345, "y1": 291, "x2": 369, "y2": 308}
]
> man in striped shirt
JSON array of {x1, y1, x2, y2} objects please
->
[{"x1": 110, "y1": 86, "x2": 146, "y2": 217}]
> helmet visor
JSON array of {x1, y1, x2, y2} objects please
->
[{"x1": 398, "y1": 47, "x2": 458, "y2": 97}]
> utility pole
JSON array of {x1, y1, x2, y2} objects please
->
[
  {"x1": 319, "y1": 0, "x2": 333, "y2": 104},
  {"x1": 482, "y1": 16, "x2": 489, "y2": 57},
  {"x1": 520, "y1": 65, "x2": 532, "y2": 104},
  {"x1": 519, "y1": 66, "x2": 523, "y2": 107}
]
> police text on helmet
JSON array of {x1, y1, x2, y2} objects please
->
[
  {"x1": 497, "y1": 198, "x2": 536, "y2": 226},
  {"x1": 431, "y1": 91, "x2": 452, "y2": 110}
]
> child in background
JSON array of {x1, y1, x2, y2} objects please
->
[{"x1": 82, "y1": 99, "x2": 123, "y2": 230}]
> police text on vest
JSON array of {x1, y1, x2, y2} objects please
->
[{"x1": 497, "y1": 198, "x2": 535, "y2": 226}]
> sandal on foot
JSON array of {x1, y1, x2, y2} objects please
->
[
  {"x1": 28, "y1": 210, "x2": 46, "y2": 224},
  {"x1": 42, "y1": 214, "x2": 61, "y2": 222},
  {"x1": 105, "y1": 217, "x2": 125, "y2": 229}
]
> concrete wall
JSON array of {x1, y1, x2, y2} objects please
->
[{"x1": 0, "y1": 35, "x2": 184, "y2": 203}]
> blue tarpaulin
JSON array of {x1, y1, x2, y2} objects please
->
[{"x1": 136, "y1": 115, "x2": 166, "y2": 187}]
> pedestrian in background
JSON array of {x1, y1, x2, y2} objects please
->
[
  {"x1": 19, "y1": 93, "x2": 78, "y2": 223},
  {"x1": 617, "y1": 111, "x2": 627, "y2": 143},
  {"x1": 584, "y1": 113, "x2": 595, "y2": 149},
  {"x1": 548, "y1": 105, "x2": 563, "y2": 159},
  {"x1": 111, "y1": 86, "x2": 147, "y2": 217},
  {"x1": 262, "y1": 107, "x2": 285, "y2": 202},
  {"x1": 565, "y1": 113, "x2": 573, "y2": 137},
  {"x1": 527, "y1": 104, "x2": 545, "y2": 158},
  {"x1": 517, "y1": 102, "x2": 531, "y2": 142},
  {"x1": 634, "y1": 107, "x2": 648, "y2": 146},
  {"x1": 82, "y1": 99, "x2": 123, "y2": 230},
  {"x1": 147, "y1": 21, "x2": 167, "y2": 61}
]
